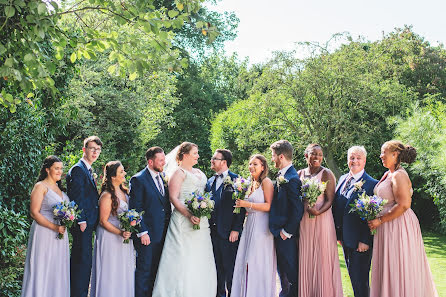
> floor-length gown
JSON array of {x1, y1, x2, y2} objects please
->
[
  {"x1": 370, "y1": 168, "x2": 438, "y2": 297},
  {"x1": 231, "y1": 186, "x2": 276, "y2": 297},
  {"x1": 21, "y1": 188, "x2": 70, "y2": 297},
  {"x1": 298, "y1": 168, "x2": 343, "y2": 297},
  {"x1": 90, "y1": 196, "x2": 135, "y2": 297},
  {"x1": 152, "y1": 168, "x2": 217, "y2": 297}
]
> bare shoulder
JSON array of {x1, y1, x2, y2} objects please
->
[
  {"x1": 261, "y1": 177, "x2": 274, "y2": 188},
  {"x1": 33, "y1": 181, "x2": 48, "y2": 194},
  {"x1": 321, "y1": 167, "x2": 336, "y2": 182},
  {"x1": 99, "y1": 191, "x2": 112, "y2": 204},
  {"x1": 392, "y1": 169, "x2": 410, "y2": 185}
]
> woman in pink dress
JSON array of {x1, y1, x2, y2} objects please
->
[
  {"x1": 368, "y1": 140, "x2": 438, "y2": 297},
  {"x1": 297, "y1": 144, "x2": 343, "y2": 297}
]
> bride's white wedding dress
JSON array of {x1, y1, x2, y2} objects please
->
[{"x1": 152, "y1": 168, "x2": 217, "y2": 297}]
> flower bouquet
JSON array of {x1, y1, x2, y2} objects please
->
[
  {"x1": 231, "y1": 176, "x2": 251, "y2": 214},
  {"x1": 301, "y1": 178, "x2": 327, "y2": 218},
  {"x1": 52, "y1": 200, "x2": 82, "y2": 239},
  {"x1": 118, "y1": 209, "x2": 144, "y2": 243},
  {"x1": 349, "y1": 192, "x2": 388, "y2": 235},
  {"x1": 184, "y1": 191, "x2": 215, "y2": 230}
]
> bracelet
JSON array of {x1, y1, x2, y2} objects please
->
[
  {"x1": 378, "y1": 217, "x2": 382, "y2": 224},
  {"x1": 250, "y1": 202, "x2": 253, "y2": 209}
]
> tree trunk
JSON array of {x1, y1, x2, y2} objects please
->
[{"x1": 324, "y1": 149, "x2": 342, "y2": 180}]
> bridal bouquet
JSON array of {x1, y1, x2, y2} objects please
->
[
  {"x1": 118, "y1": 209, "x2": 144, "y2": 243},
  {"x1": 349, "y1": 192, "x2": 388, "y2": 235},
  {"x1": 232, "y1": 176, "x2": 251, "y2": 214},
  {"x1": 52, "y1": 200, "x2": 82, "y2": 239},
  {"x1": 301, "y1": 178, "x2": 327, "y2": 218},
  {"x1": 184, "y1": 192, "x2": 215, "y2": 230}
]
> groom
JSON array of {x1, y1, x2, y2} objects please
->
[
  {"x1": 129, "y1": 146, "x2": 171, "y2": 297},
  {"x1": 269, "y1": 140, "x2": 303, "y2": 297},
  {"x1": 207, "y1": 149, "x2": 245, "y2": 297},
  {"x1": 67, "y1": 135, "x2": 102, "y2": 297},
  {"x1": 333, "y1": 146, "x2": 378, "y2": 297}
]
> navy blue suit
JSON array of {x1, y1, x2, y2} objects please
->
[
  {"x1": 332, "y1": 171, "x2": 378, "y2": 297},
  {"x1": 129, "y1": 168, "x2": 171, "y2": 297},
  {"x1": 269, "y1": 165, "x2": 304, "y2": 297},
  {"x1": 206, "y1": 171, "x2": 245, "y2": 297},
  {"x1": 67, "y1": 160, "x2": 99, "y2": 297}
]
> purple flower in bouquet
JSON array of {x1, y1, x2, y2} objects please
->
[
  {"x1": 231, "y1": 176, "x2": 251, "y2": 214},
  {"x1": 349, "y1": 192, "x2": 387, "y2": 235},
  {"x1": 118, "y1": 209, "x2": 144, "y2": 243},
  {"x1": 184, "y1": 191, "x2": 214, "y2": 230},
  {"x1": 52, "y1": 200, "x2": 82, "y2": 239}
]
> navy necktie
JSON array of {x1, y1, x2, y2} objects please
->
[
  {"x1": 342, "y1": 176, "x2": 353, "y2": 195},
  {"x1": 156, "y1": 174, "x2": 164, "y2": 196},
  {"x1": 88, "y1": 168, "x2": 96, "y2": 186}
]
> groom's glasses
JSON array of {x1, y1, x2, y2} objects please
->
[{"x1": 211, "y1": 157, "x2": 224, "y2": 161}]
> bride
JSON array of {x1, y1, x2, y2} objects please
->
[{"x1": 152, "y1": 142, "x2": 217, "y2": 297}]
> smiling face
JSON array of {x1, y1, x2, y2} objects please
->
[
  {"x1": 249, "y1": 157, "x2": 264, "y2": 180},
  {"x1": 380, "y1": 145, "x2": 398, "y2": 170},
  {"x1": 305, "y1": 146, "x2": 323, "y2": 169},
  {"x1": 149, "y1": 152, "x2": 166, "y2": 173},
  {"x1": 348, "y1": 152, "x2": 366, "y2": 175},
  {"x1": 184, "y1": 146, "x2": 199, "y2": 167},
  {"x1": 46, "y1": 161, "x2": 64, "y2": 182},
  {"x1": 210, "y1": 152, "x2": 225, "y2": 172},
  {"x1": 112, "y1": 165, "x2": 127, "y2": 184}
]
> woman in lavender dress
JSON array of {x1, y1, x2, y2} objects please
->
[
  {"x1": 91, "y1": 161, "x2": 135, "y2": 297},
  {"x1": 21, "y1": 156, "x2": 70, "y2": 297},
  {"x1": 231, "y1": 154, "x2": 276, "y2": 297}
]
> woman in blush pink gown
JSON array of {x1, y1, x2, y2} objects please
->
[
  {"x1": 368, "y1": 140, "x2": 438, "y2": 297},
  {"x1": 297, "y1": 144, "x2": 343, "y2": 297}
]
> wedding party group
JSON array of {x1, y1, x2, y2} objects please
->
[{"x1": 20, "y1": 135, "x2": 439, "y2": 297}]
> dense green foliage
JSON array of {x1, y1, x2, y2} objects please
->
[
  {"x1": 395, "y1": 100, "x2": 446, "y2": 232},
  {"x1": 0, "y1": 207, "x2": 29, "y2": 297}
]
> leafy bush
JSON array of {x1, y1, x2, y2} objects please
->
[
  {"x1": 395, "y1": 100, "x2": 446, "y2": 233},
  {"x1": 0, "y1": 207, "x2": 29, "y2": 297}
]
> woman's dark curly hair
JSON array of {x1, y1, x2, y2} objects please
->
[
  {"x1": 37, "y1": 155, "x2": 64, "y2": 191},
  {"x1": 100, "y1": 161, "x2": 128, "y2": 216}
]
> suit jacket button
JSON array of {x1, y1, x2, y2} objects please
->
[{"x1": 162, "y1": 209, "x2": 164, "y2": 212}]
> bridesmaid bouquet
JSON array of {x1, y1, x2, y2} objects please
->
[
  {"x1": 118, "y1": 209, "x2": 144, "y2": 243},
  {"x1": 349, "y1": 192, "x2": 388, "y2": 235},
  {"x1": 52, "y1": 200, "x2": 82, "y2": 239},
  {"x1": 231, "y1": 176, "x2": 251, "y2": 214},
  {"x1": 301, "y1": 178, "x2": 327, "y2": 218},
  {"x1": 184, "y1": 192, "x2": 215, "y2": 230}
]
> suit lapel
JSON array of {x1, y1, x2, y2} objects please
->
[
  {"x1": 143, "y1": 168, "x2": 165, "y2": 204},
  {"x1": 79, "y1": 160, "x2": 96, "y2": 190}
]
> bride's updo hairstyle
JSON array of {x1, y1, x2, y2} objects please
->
[
  {"x1": 176, "y1": 142, "x2": 198, "y2": 164},
  {"x1": 250, "y1": 154, "x2": 269, "y2": 182},
  {"x1": 383, "y1": 140, "x2": 417, "y2": 169}
]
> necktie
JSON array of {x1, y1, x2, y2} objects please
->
[
  {"x1": 342, "y1": 176, "x2": 354, "y2": 195},
  {"x1": 156, "y1": 174, "x2": 164, "y2": 196},
  {"x1": 89, "y1": 168, "x2": 96, "y2": 186},
  {"x1": 211, "y1": 174, "x2": 223, "y2": 191}
]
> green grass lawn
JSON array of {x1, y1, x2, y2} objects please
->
[{"x1": 338, "y1": 231, "x2": 446, "y2": 297}]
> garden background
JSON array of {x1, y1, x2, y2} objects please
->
[{"x1": 1, "y1": 0, "x2": 446, "y2": 296}]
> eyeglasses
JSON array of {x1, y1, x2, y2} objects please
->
[
  {"x1": 211, "y1": 157, "x2": 224, "y2": 161},
  {"x1": 86, "y1": 147, "x2": 102, "y2": 153}
]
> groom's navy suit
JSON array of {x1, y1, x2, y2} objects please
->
[
  {"x1": 129, "y1": 168, "x2": 171, "y2": 297},
  {"x1": 269, "y1": 165, "x2": 304, "y2": 297},
  {"x1": 333, "y1": 171, "x2": 378, "y2": 297},
  {"x1": 206, "y1": 171, "x2": 245, "y2": 297},
  {"x1": 67, "y1": 159, "x2": 99, "y2": 297}
]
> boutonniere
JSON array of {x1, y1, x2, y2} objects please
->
[
  {"x1": 92, "y1": 173, "x2": 98, "y2": 180},
  {"x1": 276, "y1": 175, "x2": 289, "y2": 190},
  {"x1": 223, "y1": 175, "x2": 234, "y2": 187},
  {"x1": 353, "y1": 179, "x2": 365, "y2": 192}
]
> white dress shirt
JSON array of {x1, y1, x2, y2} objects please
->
[
  {"x1": 215, "y1": 169, "x2": 229, "y2": 190},
  {"x1": 342, "y1": 169, "x2": 365, "y2": 194}
]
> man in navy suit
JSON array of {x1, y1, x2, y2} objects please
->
[
  {"x1": 67, "y1": 135, "x2": 102, "y2": 297},
  {"x1": 269, "y1": 140, "x2": 304, "y2": 297},
  {"x1": 207, "y1": 149, "x2": 245, "y2": 297},
  {"x1": 129, "y1": 146, "x2": 171, "y2": 297},
  {"x1": 332, "y1": 146, "x2": 378, "y2": 297}
]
